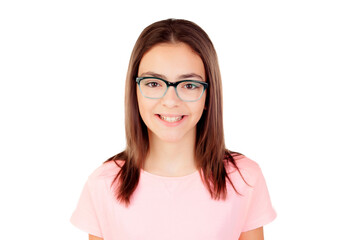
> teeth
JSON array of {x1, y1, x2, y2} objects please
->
[{"x1": 159, "y1": 115, "x2": 183, "y2": 122}]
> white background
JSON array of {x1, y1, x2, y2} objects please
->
[{"x1": 1, "y1": 0, "x2": 361, "y2": 239}]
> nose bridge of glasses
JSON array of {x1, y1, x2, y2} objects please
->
[
  {"x1": 163, "y1": 80, "x2": 180, "y2": 96},
  {"x1": 163, "y1": 82, "x2": 179, "y2": 98},
  {"x1": 166, "y1": 81, "x2": 178, "y2": 88}
]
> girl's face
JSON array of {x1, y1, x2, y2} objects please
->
[{"x1": 137, "y1": 42, "x2": 206, "y2": 143}]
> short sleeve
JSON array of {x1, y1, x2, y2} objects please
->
[
  {"x1": 242, "y1": 166, "x2": 277, "y2": 232},
  {"x1": 70, "y1": 178, "x2": 103, "y2": 238}
]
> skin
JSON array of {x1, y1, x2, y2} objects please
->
[
  {"x1": 89, "y1": 235, "x2": 103, "y2": 240},
  {"x1": 239, "y1": 227, "x2": 264, "y2": 240},
  {"x1": 88, "y1": 42, "x2": 265, "y2": 239},
  {"x1": 137, "y1": 42, "x2": 206, "y2": 176}
]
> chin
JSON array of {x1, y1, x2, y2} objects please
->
[
  {"x1": 157, "y1": 133, "x2": 184, "y2": 143},
  {"x1": 148, "y1": 126, "x2": 196, "y2": 144},
  {"x1": 149, "y1": 128, "x2": 193, "y2": 144}
]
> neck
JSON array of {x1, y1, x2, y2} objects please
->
[{"x1": 144, "y1": 131, "x2": 197, "y2": 177}]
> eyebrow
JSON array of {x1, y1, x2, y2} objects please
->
[{"x1": 140, "y1": 71, "x2": 204, "y2": 81}]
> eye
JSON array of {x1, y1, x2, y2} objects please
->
[
  {"x1": 183, "y1": 82, "x2": 201, "y2": 90},
  {"x1": 146, "y1": 82, "x2": 161, "y2": 88},
  {"x1": 142, "y1": 78, "x2": 164, "y2": 88}
]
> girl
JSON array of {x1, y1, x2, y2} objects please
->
[{"x1": 71, "y1": 18, "x2": 276, "y2": 240}]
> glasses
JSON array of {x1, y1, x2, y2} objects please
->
[{"x1": 136, "y1": 77, "x2": 208, "y2": 102}]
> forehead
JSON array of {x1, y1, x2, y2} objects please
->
[{"x1": 138, "y1": 42, "x2": 205, "y2": 80}]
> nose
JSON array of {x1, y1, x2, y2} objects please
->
[{"x1": 161, "y1": 86, "x2": 180, "y2": 107}]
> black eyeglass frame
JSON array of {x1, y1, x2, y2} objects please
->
[{"x1": 135, "y1": 77, "x2": 208, "y2": 102}]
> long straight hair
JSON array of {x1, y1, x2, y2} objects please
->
[{"x1": 105, "y1": 19, "x2": 246, "y2": 206}]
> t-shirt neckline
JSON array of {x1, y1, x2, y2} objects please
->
[{"x1": 141, "y1": 168, "x2": 200, "y2": 180}]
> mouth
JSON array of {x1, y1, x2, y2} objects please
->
[{"x1": 157, "y1": 114, "x2": 185, "y2": 123}]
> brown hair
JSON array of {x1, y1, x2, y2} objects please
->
[{"x1": 105, "y1": 18, "x2": 246, "y2": 206}]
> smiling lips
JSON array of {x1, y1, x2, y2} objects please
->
[{"x1": 157, "y1": 114, "x2": 184, "y2": 123}]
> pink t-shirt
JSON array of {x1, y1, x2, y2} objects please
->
[{"x1": 70, "y1": 156, "x2": 276, "y2": 240}]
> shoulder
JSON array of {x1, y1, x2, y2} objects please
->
[
  {"x1": 88, "y1": 160, "x2": 125, "y2": 182},
  {"x1": 225, "y1": 154, "x2": 263, "y2": 186}
]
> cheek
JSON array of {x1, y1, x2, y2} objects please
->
[
  {"x1": 137, "y1": 91, "x2": 156, "y2": 124},
  {"x1": 137, "y1": 91, "x2": 147, "y2": 121},
  {"x1": 192, "y1": 98, "x2": 206, "y2": 122}
]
